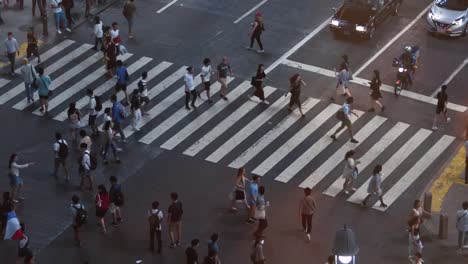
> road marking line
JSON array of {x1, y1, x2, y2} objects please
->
[
  {"x1": 184, "y1": 87, "x2": 276, "y2": 157},
  {"x1": 264, "y1": 16, "x2": 332, "y2": 74},
  {"x1": 53, "y1": 57, "x2": 156, "y2": 121},
  {"x1": 374, "y1": 135, "x2": 455, "y2": 211},
  {"x1": 275, "y1": 109, "x2": 363, "y2": 183},
  {"x1": 323, "y1": 122, "x2": 409, "y2": 197},
  {"x1": 348, "y1": 128, "x2": 432, "y2": 204},
  {"x1": 353, "y1": 4, "x2": 432, "y2": 77},
  {"x1": 430, "y1": 57, "x2": 468, "y2": 98},
  {"x1": 137, "y1": 77, "x2": 230, "y2": 142},
  {"x1": 206, "y1": 94, "x2": 289, "y2": 163},
  {"x1": 233, "y1": 0, "x2": 269, "y2": 24},
  {"x1": 161, "y1": 81, "x2": 252, "y2": 150},
  {"x1": 299, "y1": 115, "x2": 387, "y2": 189},
  {"x1": 156, "y1": 0, "x2": 179, "y2": 13},
  {"x1": 282, "y1": 59, "x2": 468, "y2": 112},
  {"x1": 228, "y1": 97, "x2": 318, "y2": 168}
]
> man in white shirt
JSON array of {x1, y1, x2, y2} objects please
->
[
  {"x1": 456, "y1": 201, "x2": 468, "y2": 252},
  {"x1": 4, "y1": 32, "x2": 20, "y2": 76},
  {"x1": 50, "y1": 0, "x2": 71, "y2": 34},
  {"x1": 79, "y1": 143, "x2": 93, "y2": 190},
  {"x1": 184, "y1": 67, "x2": 196, "y2": 110},
  {"x1": 53, "y1": 132, "x2": 69, "y2": 181},
  {"x1": 86, "y1": 89, "x2": 99, "y2": 135},
  {"x1": 148, "y1": 201, "x2": 164, "y2": 253},
  {"x1": 201, "y1": 58, "x2": 214, "y2": 103}
]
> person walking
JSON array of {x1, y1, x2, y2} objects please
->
[
  {"x1": 217, "y1": 57, "x2": 232, "y2": 100},
  {"x1": 116, "y1": 60, "x2": 130, "y2": 103},
  {"x1": 122, "y1": 0, "x2": 136, "y2": 39},
  {"x1": 299, "y1": 187, "x2": 316, "y2": 242},
  {"x1": 110, "y1": 22, "x2": 121, "y2": 52},
  {"x1": 251, "y1": 64, "x2": 268, "y2": 104},
  {"x1": 111, "y1": 94, "x2": 126, "y2": 142},
  {"x1": 167, "y1": 192, "x2": 183, "y2": 248},
  {"x1": 67, "y1": 103, "x2": 82, "y2": 143},
  {"x1": 78, "y1": 143, "x2": 94, "y2": 190},
  {"x1": 86, "y1": 89, "x2": 100, "y2": 136},
  {"x1": 102, "y1": 121, "x2": 121, "y2": 164},
  {"x1": 254, "y1": 186, "x2": 269, "y2": 237},
  {"x1": 287, "y1": 74, "x2": 306, "y2": 117},
  {"x1": 52, "y1": 132, "x2": 69, "y2": 181},
  {"x1": 407, "y1": 216, "x2": 423, "y2": 261},
  {"x1": 331, "y1": 56, "x2": 352, "y2": 101},
  {"x1": 20, "y1": 58, "x2": 38, "y2": 104},
  {"x1": 432, "y1": 84, "x2": 450, "y2": 131},
  {"x1": 360, "y1": 164, "x2": 387, "y2": 207},
  {"x1": 201, "y1": 58, "x2": 214, "y2": 103},
  {"x1": 186, "y1": 239, "x2": 200, "y2": 264},
  {"x1": 93, "y1": 16, "x2": 104, "y2": 51},
  {"x1": 207, "y1": 233, "x2": 221, "y2": 264},
  {"x1": 368, "y1": 70, "x2": 385, "y2": 112},
  {"x1": 84, "y1": 0, "x2": 92, "y2": 18},
  {"x1": 26, "y1": 28, "x2": 40, "y2": 63},
  {"x1": 456, "y1": 201, "x2": 468, "y2": 253},
  {"x1": 138, "y1": 71, "x2": 150, "y2": 114},
  {"x1": 50, "y1": 0, "x2": 71, "y2": 34},
  {"x1": 148, "y1": 201, "x2": 163, "y2": 253},
  {"x1": 8, "y1": 154, "x2": 35, "y2": 203},
  {"x1": 104, "y1": 36, "x2": 117, "y2": 77},
  {"x1": 330, "y1": 97, "x2": 359, "y2": 143},
  {"x1": 250, "y1": 236, "x2": 266, "y2": 264},
  {"x1": 4, "y1": 32, "x2": 20, "y2": 76},
  {"x1": 342, "y1": 150, "x2": 360, "y2": 194},
  {"x1": 247, "y1": 12, "x2": 265, "y2": 53},
  {"x1": 184, "y1": 66, "x2": 197, "y2": 110},
  {"x1": 130, "y1": 89, "x2": 142, "y2": 131},
  {"x1": 95, "y1": 184, "x2": 110, "y2": 234},
  {"x1": 325, "y1": 255, "x2": 335, "y2": 264},
  {"x1": 246, "y1": 175, "x2": 260, "y2": 223},
  {"x1": 230, "y1": 167, "x2": 250, "y2": 212},
  {"x1": 109, "y1": 176, "x2": 124, "y2": 226},
  {"x1": 70, "y1": 195, "x2": 86, "y2": 247},
  {"x1": 62, "y1": 0, "x2": 74, "y2": 26},
  {"x1": 79, "y1": 130, "x2": 92, "y2": 152},
  {"x1": 411, "y1": 199, "x2": 429, "y2": 219},
  {"x1": 36, "y1": 66, "x2": 52, "y2": 114}
]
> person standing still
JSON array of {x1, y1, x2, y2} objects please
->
[
  {"x1": 26, "y1": 28, "x2": 40, "y2": 63},
  {"x1": 201, "y1": 58, "x2": 214, "y2": 103},
  {"x1": 93, "y1": 16, "x2": 104, "y2": 51},
  {"x1": 217, "y1": 57, "x2": 232, "y2": 100},
  {"x1": 456, "y1": 201, "x2": 468, "y2": 253},
  {"x1": 368, "y1": 70, "x2": 385, "y2": 112},
  {"x1": 122, "y1": 0, "x2": 136, "y2": 39},
  {"x1": 148, "y1": 201, "x2": 163, "y2": 254},
  {"x1": 116, "y1": 60, "x2": 130, "y2": 104},
  {"x1": 20, "y1": 58, "x2": 38, "y2": 104},
  {"x1": 287, "y1": 74, "x2": 306, "y2": 117},
  {"x1": 360, "y1": 164, "x2": 387, "y2": 208},
  {"x1": 247, "y1": 12, "x2": 265, "y2": 53},
  {"x1": 8, "y1": 154, "x2": 35, "y2": 203},
  {"x1": 330, "y1": 97, "x2": 359, "y2": 143},
  {"x1": 78, "y1": 143, "x2": 93, "y2": 190},
  {"x1": 207, "y1": 233, "x2": 221, "y2": 264},
  {"x1": 251, "y1": 64, "x2": 269, "y2": 104},
  {"x1": 50, "y1": 0, "x2": 71, "y2": 34},
  {"x1": 184, "y1": 67, "x2": 197, "y2": 110},
  {"x1": 70, "y1": 195, "x2": 85, "y2": 247},
  {"x1": 432, "y1": 84, "x2": 451, "y2": 131},
  {"x1": 87, "y1": 89, "x2": 99, "y2": 136},
  {"x1": 4, "y1": 32, "x2": 19, "y2": 77},
  {"x1": 52, "y1": 132, "x2": 69, "y2": 181},
  {"x1": 36, "y1": 67, "x2": 52, "y2": 114},
  {"x1": 62, "y1": 0, "x2": 74, "y2": 26},
  {"x1": 186, "y1": 239, "x2": 200, "y2": 264},
  {"x1": 299, "y1": 187, "x2": 316, "y2": 242},
  {"x1": 167, "y1": 192, "x2": 183, "y2": 248},
  {"x1": 246, "y1": 175, "x2": 260, "y2": 223}
]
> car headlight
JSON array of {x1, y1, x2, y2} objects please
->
[
  {"x1": 428, "y1": 10, "x2": 435, "y2": 20},
  {"x1": 398, "y1": 67, "x2": 405, "y2": 73},
  {"x1": 453, "y1": 16, "x2": 465, "y2": 26},
  {"x1": 355, "y1": 25, "x2": 367, "y2": 32},
  {"x1": 331, "y1": 19, "x2": 340, "y2": 26}
]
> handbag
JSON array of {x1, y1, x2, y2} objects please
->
[{"x1": 30, "y1": 65, "x2": 38, "y2": 90}]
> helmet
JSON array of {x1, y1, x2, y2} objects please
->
[{"x1": 404, "y1": 46, "x2": 412, "y2": 53}]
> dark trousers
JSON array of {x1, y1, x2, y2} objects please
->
[
  {"x1": 185, "y1": 90, "x2": 197, "y2": 107},
  {"x1": 255, "y1": 219, "x2": 268, "y2": 236},
  {"x1": 7, "y1": 52, "x2": 16, "y2": 74},
  {"x1": 301, "y1": 214, "x2": 313, "y2": 234},
  {"x1": 250, "y1": 34, "x2": 263, "y2": 50},
  {"x1": 94, "y1": 37, "x2": 103, "y2": 50},
  {"x1": 113, "y1": 122, "x2": 126, "y2": 140},
  {"x1": 149, "y1": 227, "x2": 162, "y2": 253},
  {"x1": 32, "y1": 0, "x2": 47, "y2": 16},
  {"x1": 254, "y1": 84, "x2": 265, "y2": 101},
  {"x1": 65, "y1": 7, "x2": 73, "y2": 25}
]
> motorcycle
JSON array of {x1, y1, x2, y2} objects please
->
[{"x1": 392, "y1": 46, "x2": 420, "y2": 96}]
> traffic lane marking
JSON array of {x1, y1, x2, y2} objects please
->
[
  {"x1": 429, "y1": 144, "x2": 466, "y2": 212},
  {"x1": 281, "y1": 59, "x2": 468, "y2": 113},
  {"x1": 0, "y1": 40, "x2": 44, "y2": 68},
  {"x1": 430, "y1": 57, "x2": 468, "y2": 98},
  {"x1": 156, "y1": 0, "x2": 179, "y2": 13},
  {"x1": 233, "y1": 0, "x2": 269, "y2": 24}
]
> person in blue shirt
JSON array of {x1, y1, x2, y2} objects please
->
[
  {"x1": 330, "y1": 96, "x2": 359, "y2": 143},
  {"x1": 207, "y1": 233, "x2": 220, "y2": 263},
  {"x1": 36, "y1": 66, "x2": 52, "y2": 114},
  {"x1": 246, "y1": 176, "x2": 260, "y2": 223},
  {"x1": 115, "y1": 60, "x2": 129, "y2": 104},
  {"x1": 111, "y1": 94, "x2": 126, "y2": 142}
]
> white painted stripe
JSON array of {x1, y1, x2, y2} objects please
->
[
  {"x1": 347, "y1": 128, "x2": 432, "y2": 204},
  {"x1": 206, "y1": 95, "x2": 289, "y2": 163},
  {"x1": 353, "y1": 4, "x2": 432, "y2": 77},
  {"x1": 323, "y1": 122, "x2": 409, "y2": 197},
  {"x1": 1, "y1": 43, "x2": 90, "y2": 106},
  {"x1": 156, "y1": 0, "x2": 178, "y2": 13},
  {"x1": 161, "y1": 81, "x2": 253, "y2": 150},
  {"x1": 53, "y1": 57, "x2": 157, "y2": 121},
  {"x1": 373, "y1": 135, "x2": 455, "y2": 211},
  {"x1": 183, "y1": 87, "x2": 276, "y2": 157},
  {"x1": 282, "y1": 59, "x2": 468, "y2": 113},
  {"x1": 265, "y1": 16, "x2": 332, "y2": 74},
  {"x1": 299, "y1": 116, "x2": 387, "y2": 189},
  {"x1": 233, "y1": 0, "x2": 269, "y2": 24},
  {"x1": 430, "y1": 57, "x2": 468, "y2": 97},
  {"x1": 33, "y1": 53, "x2": 134, "y2": 115},
  {"x1": 229, "y1": 98, "x2": 319, "y2": 169},
  {"x1": 275, "y1": 109, "x2": 363, "y2": 183},
  {"x1": 136, "y1": 76, "x2": 227, "y2": 142}
]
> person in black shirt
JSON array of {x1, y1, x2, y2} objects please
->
[
  {"x1": 432, "y1": 85, "x2": 450, "y2": 131},
  {"x1": 252, "y1": 64, "x2": 268, "y2": 104},
  {"x1": 368, "y1": 70, "x2": 385, "y2": 113},
  {"x1": 186, "y1": 239, "x2": 200, "y2": 264},
  {"x1": 168, "y1": 192, "x2": 183, "y2": 247}
]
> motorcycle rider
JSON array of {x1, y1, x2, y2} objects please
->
[{"x1": 398, "y1": 46, "x2": 418, "y2": 84}]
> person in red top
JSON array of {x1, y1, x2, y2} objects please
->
[{"x1": 95, "y1": 184, "x2": 110, "y2": 234}]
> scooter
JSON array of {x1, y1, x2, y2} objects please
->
[{"x1": 392, "y1": 58, "x2": 410, "y2": 96}]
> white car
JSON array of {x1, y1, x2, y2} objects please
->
[{"x1": 426, "y1": 0, "x2": 468, "y2": 37}]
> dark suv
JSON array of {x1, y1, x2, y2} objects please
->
[{"x1": 329, "y1": 0, "x2": 403, "y2": 39}]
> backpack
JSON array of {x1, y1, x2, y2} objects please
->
[
  {"x1": 148, "y1": 209, "x2": 161, "y2": 229},
  {"x1": 73, "y1": 205, "x2": 87, "y2": 226},
  {"x1": 57, "y1": 140, "x2": 69, "y2": 158},
  {"x1": 335, "y1": 108, "x2": 345, "y2": 121},
  {"x1": 82, "y1": 152, "x2": 98, "y2": 170},
  {"x1": 94, "y1": 96, "x2": 102, "y2": 112}
]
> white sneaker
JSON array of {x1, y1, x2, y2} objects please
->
[
  {"x1": 65, "y1": 27, "x2": 72, "y2": 32},
  {"x1": 432, "y1": 126, "x2": 438, "y2": 131},
  {"x1": 344, "y1": 190, "x2": 349, "y2": 195},
  {"x1": 261, "y1": 100, "x2": 270, "y2": 105},
  {"x1": 351, "y1": 187, "x2": 357, "y2": 192},
  {"x1": 57, "y1": 29, "x2": 62, "y2": 34},
  {"x1": 257, "y1": 49, "x2": 265, "y2": 53},
  {"x1": 306, "y1": 234, "x2": 311, "y2": 242},
  {"x1": 446, "y1": 117, "x2": 451, "y2": 123}
]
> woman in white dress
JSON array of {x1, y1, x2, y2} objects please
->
[{"x1": 342, "y1": 150, "x2": 360, "y2": 194}]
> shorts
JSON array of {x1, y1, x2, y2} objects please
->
[
  {"x1": 436, "y1": 105, "x2": 446, "y2": 114},
  {"x1": 116, "y1": 83, "x2": 127, "y2": 92},
  {"x1": 88, "y1": 114, "x2": 97, "y2": 126},
  {"x1": 39, "y1": 95, "x2": 49, "y2": 100},
  {"x1": 219, "y1": 78, "x2": 227, "y2": 87},
  {"x1": 109, "y1": 203, "x2": 119, "y2": 214},
  {"x1": 96, "y1": 207, "x2": 108, "y2": 218},
  {"x1": 204, "y1": 81, "x2": 211, "y2": 91},
  {"x1": 9, "y1": 174, "x2": 23, "y2": 187},
  {"x1": 168, "y1": 221, "x2": 181, "y2": 231},
  {"x1": 141, "y1": 96, "x2": 150, "y2": 105}
]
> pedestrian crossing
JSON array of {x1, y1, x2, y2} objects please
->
[{"x1": 1, "y1": 40, "x2": 458, "y2": 211}]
